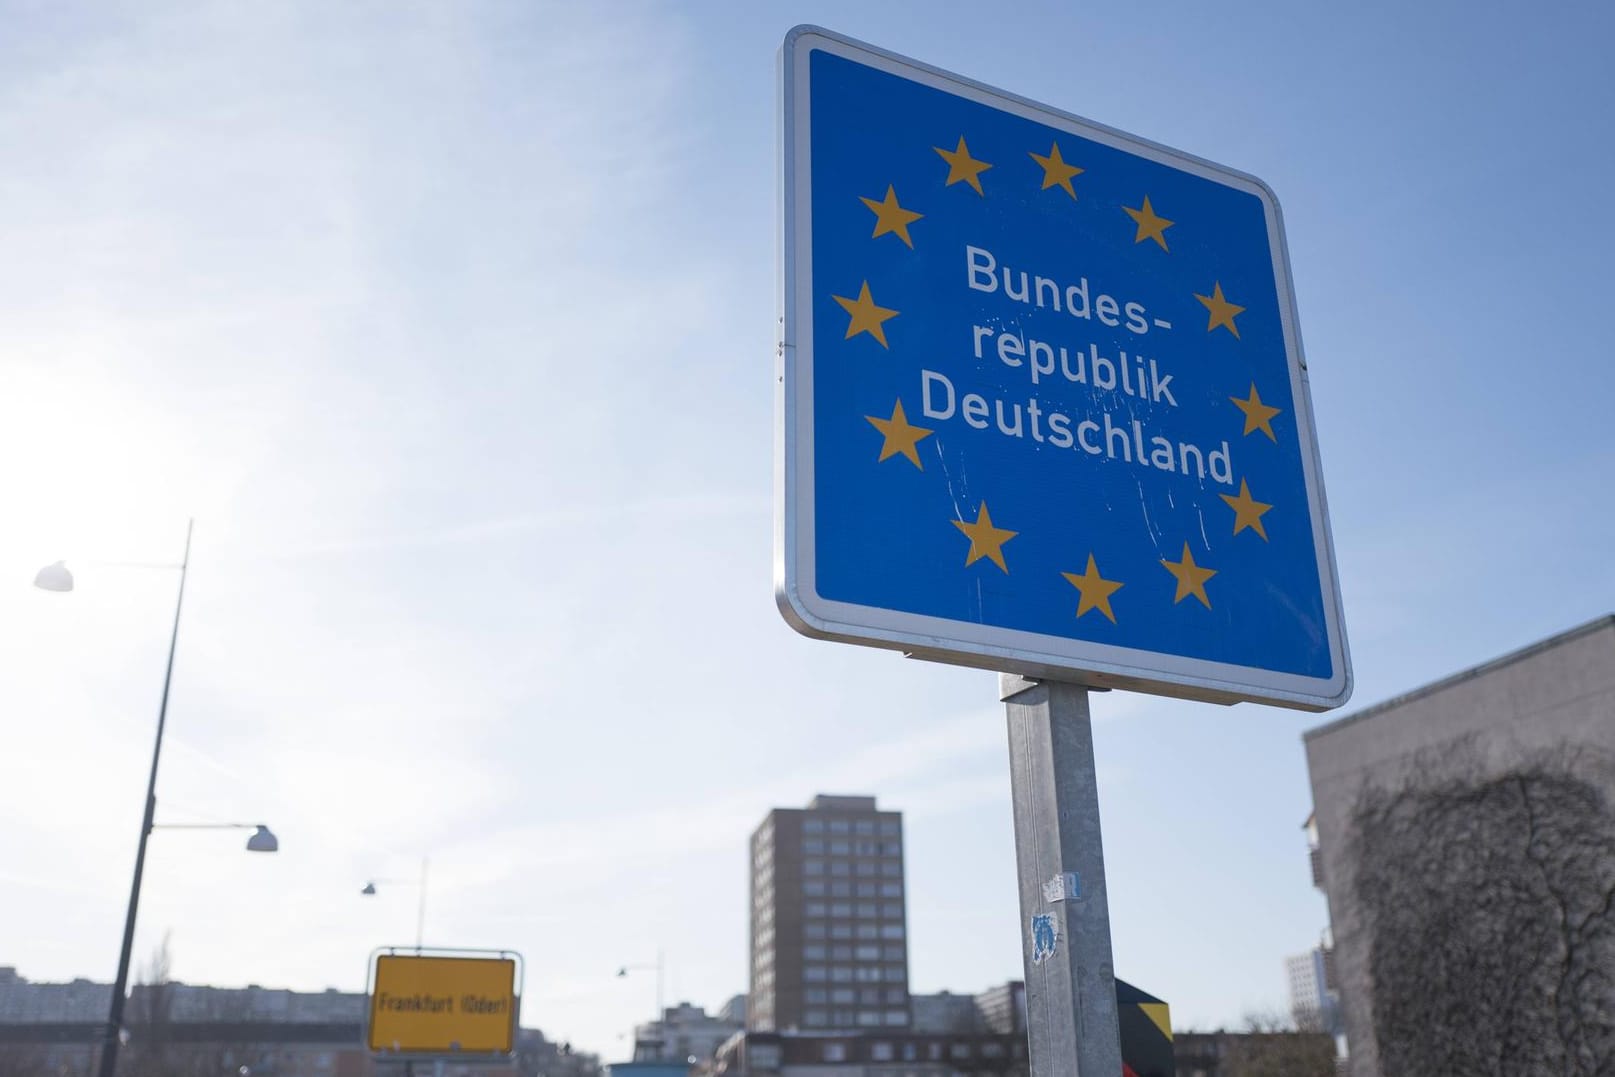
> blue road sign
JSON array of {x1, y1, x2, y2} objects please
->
[{"x1": 776, "y1": 28, "x2": 1351, "y2": 710}]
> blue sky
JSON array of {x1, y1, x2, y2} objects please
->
[{"x1": 1, "y1": 0, "x2": 1612, "y2": 1061}]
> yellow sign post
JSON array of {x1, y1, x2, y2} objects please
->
[{"x1": 367, "y1": 953, "x2": 519, "y2": 1055}]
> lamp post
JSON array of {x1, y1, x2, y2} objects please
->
[
  {"x1": 360, "y1": 857, "x2": 430, "y2": 949},
  {"x1": 34, "y1": 520, "x2": 193, "y2": 1077},
  {"x1": 150, "y1": 823, "x2": 280, "y2": 853},
  {"x1": 616, "y1": 950, "x2": 665, "y2": 1022}
]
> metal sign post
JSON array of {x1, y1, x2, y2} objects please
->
[
  {"x1": 1003, "y1": 675, "x2": 1120, "y2": 1075},
  {"x1": 775, "y1": 24, "x2": 1354, "y2": 1076}
]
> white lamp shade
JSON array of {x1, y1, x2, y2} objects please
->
[{"x1": 33, "y1": 561, "x2": 74, "y2": 592}]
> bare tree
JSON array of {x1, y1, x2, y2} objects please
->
[
  {"x1": 122, "y1": 934, "x2": 176, "y2": 1077},
  {"x1": 1352, "y1": 745, "x2": 1615, "y2": 1076}
]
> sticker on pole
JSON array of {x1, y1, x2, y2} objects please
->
[
  {"x1": 776, "y1": 27, "x2": 1351, "y2": 710},
  {"x1": 1031, "y1": 913, "x2": 1059, "y2": 965}
]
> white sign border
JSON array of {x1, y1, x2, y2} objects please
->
[{"x1": 775, "y1": 26, "x2": 1352, "y2": 711}]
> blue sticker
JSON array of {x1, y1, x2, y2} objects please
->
[{"x1": 1031, "y1": 913, "x2": 1059, "y2": 965}]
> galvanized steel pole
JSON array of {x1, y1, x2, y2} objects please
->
[
  {"x1": 1002, "y1": 675, "x2": 1123, "y2": 1076},
  {"x1": 97, "y1": 520, "x2": 194, "y2": 1077}
]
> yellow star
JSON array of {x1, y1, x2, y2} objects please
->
[
  {"x1": 1229, "y1": 382, "x2": 1283, "y2": 441},
  {"x1": 1062, "y1": 554, "x2": 1124, "y2": 623},
  {"x1": 832, "y1": 281, "x2": 899, "y2": 348},
  {"x1": 865, "y1": 399, "x2": 933, "y2": 469},
  {"x1": 1160, "y1": 543, "x2": 1217, "y2": 608},
  {"x1": 952, "y1": 502, "x2": 1017, "y2": 573},
  {"x1": 1122, "y1": 195, "x2": 1173, "y2": 250},
  {"x1": 1195, "y1": 281, "x2": 1245, "y2": 338},
  {"x1": 1029, "y1": 141, "x2": 1084, "y2": 199},
  {"x1": 859, "y1": 185, "x2": 924, "y2": 248},
  {"x1": 934, "y1": 136, "x2": 993, "y2": 196},
  {"x1": 1219, "y1": 479, "x2": 1274, "y2": 540}
]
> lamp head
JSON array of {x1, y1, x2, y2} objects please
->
[
  {"x1": 33, "y1": 561, "x2": 74, "y2": 593},
  {"x1": 616, "y1": 967, "x2": 628, "y2": 978},
  {"x1": 246, "y1": 825, "x2": 279, "y2": 853},
  {"x1": 361, "y1": 882, "x2": 378, "y2": 896}
]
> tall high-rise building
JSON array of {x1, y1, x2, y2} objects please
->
[{"x1": 748, "y1": 795, "x2": 910, "y2": 1034}]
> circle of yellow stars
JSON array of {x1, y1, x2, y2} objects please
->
[{"x1": 825, "y1": 121, "x2": 1297, "y2": 629}]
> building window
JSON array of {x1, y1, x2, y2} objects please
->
[
  {"x1": 804, "y1": 1010, "x2": 826, "y2": 1027},
  {"x1": 855, "y1": 860, "x2": 877, "y2": 876},
  {"x1": 806, "y1": 989, "x2": 827, "y2": 1003},
  {"x1": 803, "y1": 839, "x2": 824, "y2": 854},
  {"x1": 884, "y1": 988, "x2": 907, "y2": 1004},
  {"x1": 830, "y1": 861, "x2": 850, "y2": 877},
  {"x1": 880, "y1": 820, "x2": 900, "y2": 836},
  {"x1": 871, "y1": 1042, "x2": 895, "y2": 1061},
  {"x1": 804, "y1": 859, "x2": 824, "y2": 875},
  {"x1": 857, "y1": 903, "x2": 877, "y2": 918},
  {"x1": 857, "y1": 1011, "x2": 882, "y2": 1026},
  {"x1": 832, "y1": 945, "x2": 853, "y2": 961},
  {"x1": 806, "y1": 923, "x2": 826, "y2": 940},
  {"x1": 856, "y1": 820, "x2": 876, "y2": 835},
  {"x1": 881, "y1": 882, "x2": 902, "y2": 897},
  {"x1": 857, "y1": 924, "x2": 879, "y2": 939},
  {"x1": 804, "y1": 945, "x2": 826, "y2": 960},
  {"x1": 856, "y1": 945, "x2": 880, "y2": 960},
  {"x1": 881, "y1": 861, "x2": 902, "y2": 876},
  {"x1": 829, "y1": 819, "x2": 850, "y2": 835},
  {"x1": 831, "y1": 881, "x2": 852, "y2": 897},
  {"x1": 855, "y1": 839, "x2": 878, "y2": 855},
  {"x1": 830, "y1": 839, "x2": 851, "y2": 855},
  {"x1": 804, "y1": 880, "x2": 825, "y2": 897},
  {"x1": 804, "y1": 966, "x2": 827, "y2": 982},
  {"x1": 831, "y1": 924, "x2": 854, "y2": 939},
  {"x1": 880, "y1": 925, "x2": 905, "y2": 939},
  {"x1": 855, "y1": 967, "x2": 883, "y2": 983},
  {"x1": 831, "y1": 989, "x2": 855, "y2": 1004},
  {"x1": 831, "y1": 902, "x2": 852, "y2": 918},
  {"x1": 881, "y1": 904, "x2": 903, "y2": 919},
  {"x1": 831, "y1": 967, "x2": 854, "y2": 982},
  {"x1": 886, "y1": 1010, "x2": 909, "y2": 1025},
  {"x1": 884, "y1": 967, "x2": 906, "y2": 982},
  {"x1": 804, "y1": 818, "x2": 823, "y2": 834}
]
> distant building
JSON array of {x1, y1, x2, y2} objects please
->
[
  {"x1": 1172, "y1": 1030, "x2": 1334, "y2": 1077},
  {"x1": 0, "y1": 968, "x2": 600, "y2": 1077},
  {"x1": 748, "y1": 795, "x2": 910, "y2": 1034},
  {"x1": 1282, "y1": 945, "x2": 1339, "y2": 1034},
  {"x1": 717, "y1": 995, "x2": 747, "y2": 1027},
  {"x1": 709, "y1": 979, "x2": 1179, "y2": 1076},
  {"x1": 632, "y1": 1002, "x2": 741, "y2": 1066},
  {"x1": 971, "y1": 982, "x2": 1024, "y2": 1037},
  {"x1": 1303, "y1": 615, "x2": 1615, "y2": 1077},
  {"x1": 710, "y1": 1025, "x2": 1025, "y2": 1075},
  {"x1": 908, "y1": 991, "x2": 981, "y2": 1034}
]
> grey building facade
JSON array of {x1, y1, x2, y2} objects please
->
[
  {"x1": 748, "y1": 796, "x2": 910, "y2": 1035},
  {"x1": 1303, "y1": 615, "x2": 1615, "y2": 1076}
]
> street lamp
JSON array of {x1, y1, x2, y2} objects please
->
[
  {"x1": 34, "y1": 521, "x2": 194, "y2": 1077},
  {"x1": 150, "y1": 823, "x2": 280, "y2": 853},
  {"x1": 616, "y1": 950, "x2": 665, "y2": 1021},
  {"x1": 361, "y1": 857, "x2": 429, "y2": 949}
]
